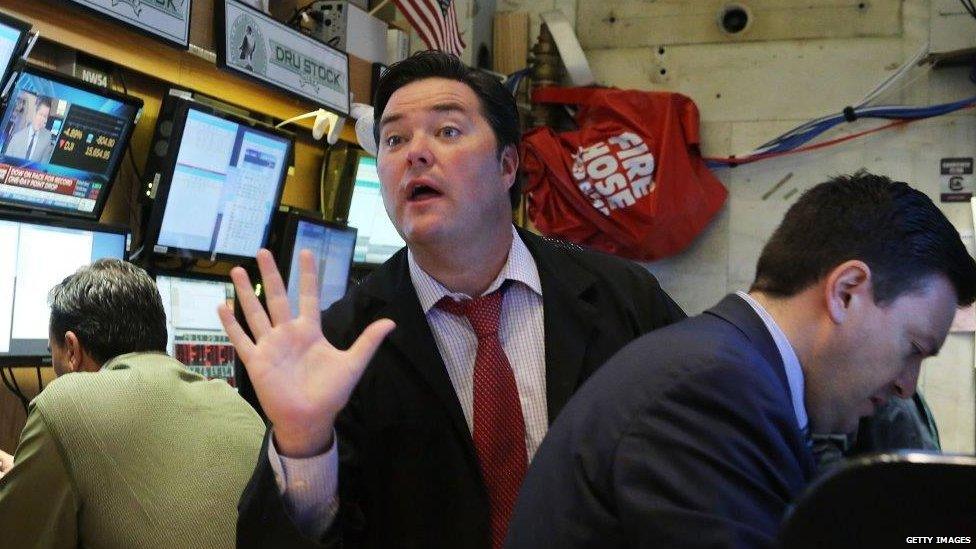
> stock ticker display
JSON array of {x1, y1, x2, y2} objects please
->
[{"x1": 156, "y1": 274, "x2": 238, "y2": 386}]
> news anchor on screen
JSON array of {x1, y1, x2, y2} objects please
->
[{"x1": 4, "y1": 95, "x2": 55, "y2": 163}]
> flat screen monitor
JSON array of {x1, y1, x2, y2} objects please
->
[
  {"x1": 346, "y1": 155, "x2": 404, "y2": 265},
  {"x1": 0, "y1": 12, "x2": 30, "y2": 92},
  {"x1": 145, "y1": 101, "x2": 291, "y2": 261},
  {"x1": 155, "y1": 272, "x2": 237, "y2": 385},
  {"x1": 0, "y1": 212, "x2": 127, "y2": 365},
  {"x1": 0, "y1": 63, "x2": 143, "y2": 219},
  {"x1": 274, "y1": 212, "x2": 356, "y2": 314}
]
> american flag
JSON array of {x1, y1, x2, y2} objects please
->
[{"x1": 394, "y1": 0, "x2": 466, "y2": 57}]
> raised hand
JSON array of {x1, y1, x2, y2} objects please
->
[{"x1": 218, "y1": 249, "x2": 395, "y2": 458}]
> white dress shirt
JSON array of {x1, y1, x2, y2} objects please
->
[
  {"x1": 269, "y1": 226, "x2": 547, "y2": 538},
  {"x1": 735, "y1": 291, "x2": 808, "y2": 432}
]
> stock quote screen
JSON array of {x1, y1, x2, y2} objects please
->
[
  {"x1": 156, "y1": 274, "x2": 237, "y2": 386},
  {"x1": 0, "y1": 68, "x2": 139, "y2": 217}
]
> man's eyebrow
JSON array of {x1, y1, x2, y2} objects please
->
[{"x1": 379, "y1": 101, "x2": 470, "y2": 131}]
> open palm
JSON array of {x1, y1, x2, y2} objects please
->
[{"x1": 218, "y1": 249, "x2": 394, "y2": 457}]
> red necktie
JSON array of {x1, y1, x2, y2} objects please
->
[{"x1": 437, "y1": 288, "x2": 527, "y2": 549}]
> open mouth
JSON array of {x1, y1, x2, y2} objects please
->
[{"x1": 408, "y1": 184, "x2": 442, "y2": 201}]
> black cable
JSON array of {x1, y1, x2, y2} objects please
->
[
  {"x1": 115, "y1": 69, "x2": 145, "y2": 184},
  {"x1": 1, "y1": 367, "x2": 29, "y2": 414},
  {"x1": 114, "y1": 67, "x2": 147, "y2": 249},
  {"x1": 35, "y1": 365, "x2": 42, "y2": 394},
  {"x1": 962, "y1": 0, "x2": 976, "y2": 19}
]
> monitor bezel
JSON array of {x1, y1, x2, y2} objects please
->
[
  {"x1": 273, "y1": 209, "x2": 357, "y2": 311},
  {"x1": 0, "y1": 209, "x2": 129, "y2": 366},
  {"x1": 0, "y1": 11, "x2": 31, "y2": 93},
  {"x1": 142, "y1": 100, "x2": 293, "y2": 263},
  {"x1": 0, "y1": 61, "x2": 144, "y2": 220}
]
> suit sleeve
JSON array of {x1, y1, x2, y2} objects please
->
[
  {"x1": 0, "y1": 407, "x2": 80, "y2": 549},
  {"x1": 610, "y1": 365, "x2": 805, "y2": 548},
  {"x1": 237, "y1": 430, "x2": 342, "y2": 548},
  {"x1": 624, "y1": 261, "x2": 687, "y2": 328}
]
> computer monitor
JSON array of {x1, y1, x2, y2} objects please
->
[
  {"x1": 345, "y1": 154, "x2": 404, "y2": 265},
  {"x1": 0, "y1": 211, "x2": 128, "y2": 365},
  {"x1": 0, "y1": 12, "x2": 30, "y2": 92},
  {"x1": 271, "y1": 210, "x2": 356, "y2": 314},
  {"x1": 144, "y1": 97, "x2": 291, "y2": 261},
  {"x1": 154, "y1": 272, "x2": 237, "y2": 385},
  {"x1": 0, "y1": 62, "x2": 143, "y2": 219}
]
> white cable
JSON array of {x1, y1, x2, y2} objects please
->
[{"x1": 857, "y1": 41, "x2": 929, "y2": 107}]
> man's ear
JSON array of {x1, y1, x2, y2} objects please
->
[
  {"x1": 62, "y1": 331, "x2": 99, "y2": 373},
  {"x1": 62, "y1": 331, "x2": 83, "y2": 373},
  {"x1": 499, "y1": 144, "x2": 519, "y2": 189},
  {"x1": 823, "y1": 260, "x2": 873, "y2": 324}
]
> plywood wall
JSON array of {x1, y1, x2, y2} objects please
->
[{"x1": 497, "y1": 0, "x2": 976, "y2": 452}]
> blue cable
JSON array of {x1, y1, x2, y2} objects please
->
[{"x1": 709, "y1": 94, "x2": 976, "y2": 168}]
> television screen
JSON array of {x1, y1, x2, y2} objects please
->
[
  {"x1": 147, "y1": 104, "x2": 291, "y2": 261},
  {"x1": 0, "y1": 212, "x2": 127, "y2": 364},
  {"x1": 0, "y1": 63, "x2": 142, "y2": 219},
  {"x1": 346, "y1": 155, "x2": 404, "y2": 264},
  {"x1": 155, "y1": 273, "x2": 237, "y2": 385},
  {"x1": 0, "y1": 12, "x2": 30, "y2": 92},
  {"x1": 280, "y1": 216, "x2": 356, "y2": 314}
]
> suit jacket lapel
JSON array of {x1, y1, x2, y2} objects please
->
[
  {"x1": 361, "y1": 252, "x2": 478, "y2": 465},
  {"x1": 706, "y1": 294, "x2": 817, "y2": 477},
  {"x1": 520, "y1": 231, "x2": 600, "y2": 423}
]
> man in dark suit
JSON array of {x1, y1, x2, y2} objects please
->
[
  {"x1": 506, "y1": 172, "x2": 976, "y2": 548},
  {"x1": 220, "y1": 51, "x2": 684, "y2": 549}
]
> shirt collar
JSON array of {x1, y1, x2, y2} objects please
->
[
  {"x1": 735, "y1": 291, "x2": 808, "y2": 432},
  {"x1": 408, "y1": 225, "x2": 542, "y2": 314}
]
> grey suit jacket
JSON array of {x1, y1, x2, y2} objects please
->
[{"x1": 5, "y1": 125, "x2": 54, "y2": 162}]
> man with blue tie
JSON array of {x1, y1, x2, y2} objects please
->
[
  {"x1": 505, "y1": 172, "x2": 976, "y2": 548},
  {"x1": 4, "y1": 96, "x2": 55, "y2": 163}
]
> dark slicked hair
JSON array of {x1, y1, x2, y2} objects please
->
[
  {"x1": 373, "y1": 50, "x2": 522, "y2": 208},
  {"x1": 751, "y1": 171, "x2": 976, "y2": 306},
  {"x1": 49, "y1": 259, "x2": 168, "y2": 365}
]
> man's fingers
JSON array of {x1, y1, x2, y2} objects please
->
[
  {"x1": 298, "y1": 249, "x2": 322, "y2": 321},
  {"x1": 217, "y1": 303, "x2": 256, "y2": 365},
  {"x1": 346, "y1": 319, "x2": 396, "y2": 373},
  {"x1": 230, "y1": 266, "x2": 271, "y2": 340},
  {"x1": 257, "y1": 249, "x2": 292, "y2": 326}
]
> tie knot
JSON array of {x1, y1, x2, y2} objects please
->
[{"x1": 436, "y1": 288, "x2": 504, "y2": 337}]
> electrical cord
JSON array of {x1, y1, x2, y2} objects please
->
[
  {"x1": 706, "y1": 98, "x2": 976, "y2": 167},
  {"x1": 113, "y1": 67, "x2": 147, "y2": 250},
  {"x1": 1, "y1": 367, "x2": 29, "y2": 414},
  {"x1": 960, "y1": 0, "x2": 976, "y2": 20}
]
